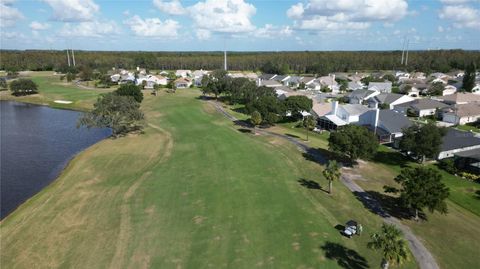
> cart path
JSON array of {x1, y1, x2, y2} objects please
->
[{"x1": 208, "y1": 100, "x2": 439, "y2": 269}]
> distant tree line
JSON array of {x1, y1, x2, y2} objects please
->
[{"x1": 1, "y1": 50, "x2": 479, "y2": 75}]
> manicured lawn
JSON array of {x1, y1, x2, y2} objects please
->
[
  {"x1": 1, "y1": 89, "x2": 418, "y2": 268},
  {"x1": 456, "y1": 123, "x2": 480, "y2": 133},
  {"x1": 353, "y1": 148, "x2": 480, "y2": 269},
  {"x1": 0, "y1": 72, "x2": 112, "y2": 111}
]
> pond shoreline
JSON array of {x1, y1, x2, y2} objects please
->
[{"x1": 0, "y1": 100, "x2": 111, "y2": 220}]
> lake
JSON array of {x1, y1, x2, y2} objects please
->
[{"x1": 0, "y1": 101, "x2": 111, "y2": 219}]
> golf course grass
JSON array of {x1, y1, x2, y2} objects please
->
[{"x1": 1, "y1": 84, "x2": 419, "y2": 268}]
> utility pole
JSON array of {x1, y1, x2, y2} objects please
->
[
  {"x1": 401, "y1": 37, "x2": 406, "y2": 65},
  {"x1": 66, "y1": 49, "x2": 71, "y2": 67},
  {"x1": 71, "y1": 49, "x2": 76, "y2": 67},
  {"x1": 405, "y1": 39, "x2": 410, "y2": 66},
  {"x1": 223, "y1": 38, "x2": 227, "y2": 71}
]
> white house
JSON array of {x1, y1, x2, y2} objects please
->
[
  {"x1": 318, "y1": 101, "x2": 372, "y2": 129},
  {"x1": 174, "y1": 77, "x2": 192, "y2": 88},
  {"x1": 438, "y1": 129, "x2": 480, "y2": 159},
  {"x1": 396, "y1": 99, "x2": 450, "y2": 117},
  {"x1": 318, "y1": 74, "x2": 339, "y2": 92},
  {"x1": 442, "y1": 85, "x2": 457, "y2": 96},
  {"x1": 175, "y1": 70, "x2": 192, "y2": 78},
  {"x1": 368, "y1": 93, "x2": 414, "y2": 109},
  {"x1": 348, "y1": 89, "x2": 379, "y2": 104}
]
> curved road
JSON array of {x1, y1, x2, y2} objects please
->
[{"x1": 209, "y1": 100, "x2": 439, "y2": 269}]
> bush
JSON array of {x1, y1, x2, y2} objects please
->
[
  {"x1": 115, "y1": 84, "x2": 143, "y2": 103},
  {"x1": 438, "y1": 158, "x2": 457, "y2": 174},
  {"x1": 459, "y1": 172, "x2": 480, "y2": 181},
  {"x1": 9, "y1": 79, "x2": 38, "y2": 96}
]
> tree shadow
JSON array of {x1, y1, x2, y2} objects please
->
[
  {"x1": 373, "y1": 150, "x2": 410, "y2": 168},
  {"x1": 297, "y1": 178, "x2": 329, "y2": 194},
  {"x1": 237, "y1": 128, "x2": 251, "y2": 134},
  {"x1": 285, "y1": 133, "x2": 301, "y2": 139},
  {"x1": 475, "y1": 190, "x2": 480, "y2": 200},
  {"x1": 232, "y1": 106, "x2": 247, "y2": 115},
  {"x1": 302, "y1": 147, "x2": 329, "y2": 165},
  {"x1": 352, "y1": 190, "x2": 426, "y2": 221},
  {"x1": 320, "y1": 242, "x2": 369, "y2": 269}
]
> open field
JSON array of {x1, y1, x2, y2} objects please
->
[
  {"x1": 1, "y1": 89, "x2": 418, "y2": 268},
  {"x1": 0, "y1": 72, "x2": 112, "y2": 111}
]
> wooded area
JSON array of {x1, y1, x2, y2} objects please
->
[{"x1": 1, "y1": 50, "x2": 479, "y2": 74}]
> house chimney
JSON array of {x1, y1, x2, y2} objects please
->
[
  {"x1": 332, "y1": 101, "x2": 339, "y2": 115},
  {"x1": 373, "y1": 109, "x2": 380, "y2": 134}
]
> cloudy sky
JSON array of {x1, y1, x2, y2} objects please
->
[{"x1": 1, "y1": 0, "x2": 479, "y2": 51}]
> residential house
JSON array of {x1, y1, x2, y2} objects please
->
[
  {"x1": 119, "y1": 73, "x2": 135, "y2": 84},
  {"x1": 300, "y1": 77, "x2": 316, "y2": 87},
  {"x1": 438, "y1": 93, "x2": 480, "y2": 105},
  {"x1": 442, "y1": 85, "x2": 457, "y2": 96},
  {"x1": 174, "y1": 77, "x2": 192, "y2": 88},
  {"x1": 367, "y1": 93, "x2": 414, "y2": 109},
  {"x1": 273, "y1": 75, "x2": 291, "y2": 83},
  {"x1": 259, "y1": 74, "x2": 277, "y2": 81},
  {"x1": 136, "y1": 75, "x2": 167, "y2": 89},
  {"x1": 454, "y1": 148, "x2": 480, "y2": 174},
  {"x1": 368, "y1": 81, "x2": 392, "y2": 93},
  {"x1": 438, "y1": 129, "x2": 480, "y2": 159},
  {"x1": 283, "y1": 76, "x2": 302, "y2": 88},
  {"x1": 318, "y1": 102, "x2": 372, "y2": 130},
  {"x1": 193, "y1": 70, "x2": 209, "y2": 80},
  {"x1": 411, "y1": 72, "x2": 426, "y2": 80},
  {"x1": 318, "y1": 74, "x2": 339, "y2": 93},
  {"x1": 442, "y1": 103, "x2": 480, "y2": 125},
  {"x1": 175, "y1": 70, "x2": 192, "y2": 78},
  {"x1": 110, "y1": 74, "x2": 121, "y2": 83},
  {"x1": 259, "y1": 79, "x2": 282, "y2": 88},
  {"x1": 311, "y1": 102, "x2": 332, "y2": 118},
  {"x1": 359, "y1": 109, "x2": 413, "y2": 145},
  {"x1": 347, "y1": 81, "x2": 364, "y2": 91},
  {"x1": 396, "y1": 98, "x2": 450, "y2": 117},
  {"x1": 348, "y1": 89, "x2": 379, "y2": 104}
]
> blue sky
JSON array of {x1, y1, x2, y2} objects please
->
[{"x1": 1, "y1": 0, "x2": 479, "y2": 51}]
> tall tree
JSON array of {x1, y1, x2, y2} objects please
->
[
  {"x1": 250, "y1": 111, "x2": 262, "y2": 134},
  {"x1": 328, "y1": 125, "x2": 379, "y2": 162},
  {"x1": 399, "y1": 123, "x2": 446, "y2": 163},
  {"x1": 367, "y1": 223, "x2": 410, "y2": 269},
  {"x1": 427, "y1": 82, "x2": 445, "y2": 96},
  {"x1": 78, "y1": 93, "x2": 144, "y2": 137},
  {"x1": 462, "y1": 62, "x2": 476, "y2": 92},
  {"x1": 393, "y1": 166, "x2": 449, "y2": 220},
  {"x1": 323, "y1": 160, "x2": 341, "y2": 194},
  {"x1": 284, "y1": 96, "x2": 313, "y2": 119},
  {"x1": 115, "y1": 84, "x2": 143, "y2": 103},
  {"x1": 9, "y1": 79, "x2": 38, "y2": 96},
  {"x1": 303, "y1": 115, "x2": 316, "y2": 141}
]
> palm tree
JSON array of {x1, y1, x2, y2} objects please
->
[
  {"x1": 367, "y1": 223, "x2": 409, "y2": 269},
  {"x1": 322, "y1": 160, "x2": 340, "y2": 194},
  {"x1": 303, "y1": 115, "x2": 316, "y2": 141}
]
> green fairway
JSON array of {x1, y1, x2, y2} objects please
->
[
  {"x1": 1, "y1": 89, "x2": 418, "y2": 268},
  {"x1": 0, "y1": 72, "x2": 112, "y2": 111}
]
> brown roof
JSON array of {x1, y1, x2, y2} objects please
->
[
  {"x1": 446, "y1": 103, "x2": 480, "y2": 117},
  {"x1": 441, "y1": 93, "x2": 480, "y2": 103}
]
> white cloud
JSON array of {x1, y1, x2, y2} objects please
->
[
  {"x1": 42, "y1": 0, "x2": 99, "y2": 22},
  {"x1": 287, "y1": 0, "x2": 408, "y2": 31},
  {"x1": 254, "y1": 24, "x2": 293, "y2": 38},
  {"x1": 58, "y1": 20, "x2": 119, "y2": 37},
  {"x1": 29, "y1": 21, "x2": 50, "y2": 30},
  {"x1": 0, "y1": 0, "x2": 24, "y2": 28},
  {"x1": 153, "y1": 0, "x2": 185, "y2": 15},
  {"x1": 188, "y1": 0, "x2": 256, "y2": 34},
  {"x1": 196, "y1": 29, "x2": 211, "y2": 40},
  {"x1": 440, "y1": 0, "x2": 478, "y2": 4},
  {"x1": 1, "y1": 31, "x2": 26, "y2": 39},
  {"x1": 438, "y1": 26, "x2": 445, "y2": 32},
  {"x1": 124, "y1": 15, "x2": 180, "y2": 38},
  {"x1": 439, "y1": 5, "x2": 480, "y2": 29}
]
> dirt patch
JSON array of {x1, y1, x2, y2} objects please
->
[
  {"x1": 193, "y1": 215, "x2": 206, "y2": 225},
  {"x1": 292, "y1": 242, "x2": 300, "y2": 251}
]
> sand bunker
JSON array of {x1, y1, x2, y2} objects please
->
[{"x1": 54, "y1": 100, "x2": 73, "y2": 104}]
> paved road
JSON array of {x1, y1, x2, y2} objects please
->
[{"x1": 209, "y1": 100, "x2": 440, "y2": 269}]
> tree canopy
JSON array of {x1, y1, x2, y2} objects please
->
[
  {"x1": 115, "y1": 83, "x2": 143, "y2": 103},
  {"x1": 78, "y1": 93, "x2": 144, "y2": 137},
  {"x1": 427, "y1": 82, "x2": 445, "y2": 96},
  {"x1": 328, "y1": 125, "x2": 379, "y2": 162},
  {"x1": 462, "y1": 62, "x2": 476, "y2": 92},
  {"x1": 399, "y1": 123, "x2": 446, "y2": 162},
  {"x1": 323, "y1": 160, "x2": 341, "y2": 194},
  {"x1": 393, "y1": 166, "x2": 449, "y2": 220},
  {"x1": 285, "y1": 96, "x2": 313, "y2": 119},
  {"x1": 9, "y1": 78, "x2": 38, "y2": 96}
]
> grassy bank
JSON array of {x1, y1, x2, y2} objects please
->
[{"x1": 1, "y1": 89, "x2": 419, "y2": 268}]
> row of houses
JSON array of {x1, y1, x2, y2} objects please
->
[{"x1": 109, "y1": 68, "x2": 210, "y2": 89}]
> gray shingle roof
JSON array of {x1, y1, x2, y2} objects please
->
[
  {"x1": 368, "y1": 82, "x2": 392, "y2": 92},
  {"x1": 348, "y1": 89, "x2": 376, "y2": 100},
  {"x1": 374, "y1": 93, "x2": 404, "y2": 104},
  {"x1": 399, "y1": 99, "x2": 450, "y2": 110},
  {"x1": 378, "y1": 110, "x2": 412, "y2": 134},
  {"x1": 342, "y1": 104, "x2": 371, "y2": 115},
  {"x1": 441, "y1": 129, "x2": 480, "y2": 151}
]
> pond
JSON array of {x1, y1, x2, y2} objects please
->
[{"x1": 0, "y1": 101, "x2": 111, "y2": 219}]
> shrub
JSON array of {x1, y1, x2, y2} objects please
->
[
  {"x1": 9, "y1": 79, "x2": 38, "y2": 96},
  {"x1": 459, "y1": 172, "x2": 480, "y2": 181},
  {"x1": 438, "y1": 158, "x2": 457, "y2": 175}
]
